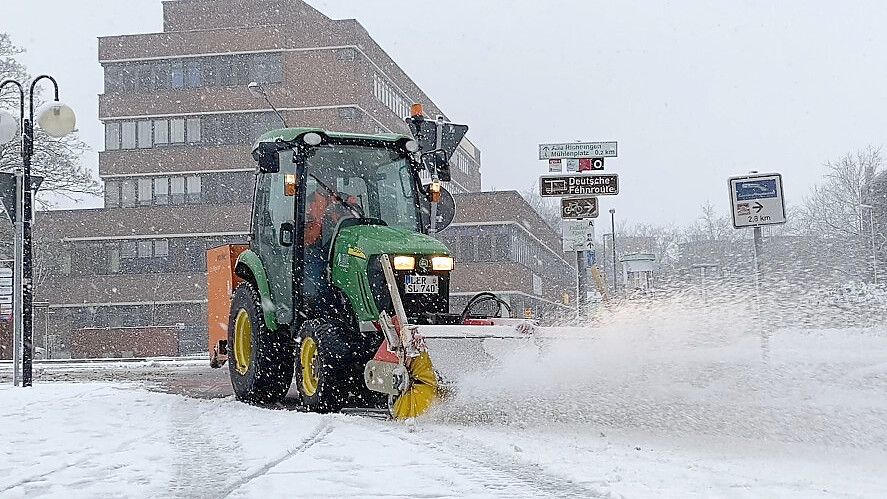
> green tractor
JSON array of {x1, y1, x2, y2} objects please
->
[{"x1": 207, "y1": 109, "x2": 528, "y2": 418}]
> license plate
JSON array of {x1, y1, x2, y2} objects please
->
[{"x1": 404, "y1": 275, "x2": 438, "y2": 294}]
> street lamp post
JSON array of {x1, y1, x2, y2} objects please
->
[
  {"x1": 860, "y1": 203, "x2": 878, "y2": 286},
  {"x1": 609, "y1": 208, "x2": 617, "y2": 294},
  {"x1": 247, "y1": 81, "x2": 287, "y2": 127},
  {"x1": 0, "y1": 75, "x2": 76, "y2": 387}
]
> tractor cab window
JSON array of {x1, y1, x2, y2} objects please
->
[{"x1": 303, "y1": 143, "x2": 419, "y2": 232}]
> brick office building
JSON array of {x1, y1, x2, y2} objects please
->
[
  {"x1": 35, "y1": 0, "x2": 572, "y2": 358},
  {"x1": 35, "y1": 0, "x2": 482, "y2": 357},
  {"x1": 437, "y1": 191, "x2": 576, "y2": 321}
]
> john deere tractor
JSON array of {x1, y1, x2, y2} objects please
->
[{"x1": 207, "y1": 108, "x2": 529, "y2": 418}]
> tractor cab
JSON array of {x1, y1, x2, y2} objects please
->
[{"x1": 245, "y1": 124, "x2": 462, "y2": 328}]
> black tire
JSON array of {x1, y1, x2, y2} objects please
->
[
  {"x1": 228, "y1": 283, "x2": 294, "y2": 404},
  {"x1": 295, "y1": 320, "x2": 384, "y2": 412}
]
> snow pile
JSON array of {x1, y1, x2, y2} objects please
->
[{"x1": 431, "y1": 287, "x2": 887, "y2": 450}]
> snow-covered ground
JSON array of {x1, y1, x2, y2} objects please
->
[{"x1": 2, "y1": 295, "x2": 887, "y2": 497}]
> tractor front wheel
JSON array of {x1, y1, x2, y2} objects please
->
[{"x1": 228, "y1": 283, "x2": 294, "y2": 404}]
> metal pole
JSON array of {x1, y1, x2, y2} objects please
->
[
  {"x1": 577, "y1": 250, "x2": 588, "y2": 319},
  {"x1": 12, "y1": 170, "x2": 22, "y2": 386},
  {"x1": 870, "y1": 208, "x2": 878, "y2": 286},
  {"x1": 21, "y1": 117, "x2": 34, "y2": 387},
  {"x1": 609, "y1": 209, "x2": 617, "y2": 294},
  {"x1": 752, "y1": 225, "x2": 768, "y2": 361}
]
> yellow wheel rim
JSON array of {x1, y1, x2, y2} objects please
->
[
  {"x1": 392, "y1": 351, "x2": 440, "y2": 420},
  {"x1": 233, "y1": 309, "x2": 253, "y2": 375},
  {"x1": 301, "y1": 337, "x2": 319, "y2": 396}
]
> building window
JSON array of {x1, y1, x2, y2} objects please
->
[
  {"x1": 252, "y1": 53, "x2": 283, "y2": 84},
  {"x1": 105, "y1": 122, "x2": 120, "y2": 150},
  {"x1": 109, "y1": 247, "x2": 120, "y2": 273},
  {"x1": 154, "y1": 119, "x2": 169, "y2": 145},
  {"x1": 154, "y1": 177, "x2": 169, "y2": 205},
  {"x1": 138, "y1": 241, "x2": 153, "y2": 258},
  {"x1": 121, "y1": 121, "x2": 136, "y2": 149},
  {"x1": 170, "y1": 119, "x2": 185, "y2": 143},
  {"x1": 121, "y1": 241, "x2": 137, "y2": 258},
  {"x1": 373, "y1": 73, "x2": 411, "y2": 119},
  {"x1": 137, "y1": 120, "x2": 152, "y2": 149},
  {"x1": 186, "y1": 118, "x2": 201, "y2": 143},
  {"x1": 337, "y1": 48, "x2": 356, "y2": 61},
  {"x1": 185, "y1": 59, "x2": 202, "y2": 87},
  {"x1": 338, "y1": 107, "x2": 360, "y2": 120},
  {"x1": 120, "y1": 180, "x2": 136, "y2": 208},
  {"x1": 186, "y1": 176, "x2": 201, "y2": 204},
  {"x1": 105, "y1": 181, "x2": 120, "y2": 208},
  {"x1": 170, "y1": 177, "x2": 186, "y2": 204},
  {"x1": 171, "y1": 61, "x2": 184, "y2": 89},
  {"x1": 154, "y1": 239, "x2": 169, "y2": 257},
  {"x1": 137, "y1": 178, "x2": 153, "y2": 206},
  {"x1": 61, "y1": 250, "x2": 72, "y2": 276},
  {"x1": 152, "y1": 61, "x2": 170, "y2": 90}
]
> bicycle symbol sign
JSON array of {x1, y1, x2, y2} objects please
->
[{"x1": 560, "y1": 196, "x2": 599, "y2": 219}]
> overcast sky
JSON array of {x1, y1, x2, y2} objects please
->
[{"x1": 6, "y1": 0, "x2": 887, "y2": 226}]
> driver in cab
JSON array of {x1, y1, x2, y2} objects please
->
[{"x1": 303, "y1": 183, "x2": 361, "y2": 303}]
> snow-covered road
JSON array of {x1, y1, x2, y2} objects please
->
[
  {"x1": 2, "y1": 296, "x2": 887, "y2": 497},
  {"x1": 1, "y1": 382, "x2": 883, "y2": 498}
]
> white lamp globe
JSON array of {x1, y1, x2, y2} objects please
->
[
  {"x1": 36, "y1": 101, "x2": 76, "y2": 138},
  {"x1": 0, "y1": 110, "x2": 19, "y2": 144}
]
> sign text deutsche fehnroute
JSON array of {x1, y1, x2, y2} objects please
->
[{"x1": 539, "y1": 174, "x2": 619, "y2": 197}]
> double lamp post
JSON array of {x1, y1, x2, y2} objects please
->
[{"x1": 0, "y1": 75, "x2": 76, "y2": 387}]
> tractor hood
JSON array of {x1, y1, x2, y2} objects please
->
[{"x1": 335, "y1": 224, "x2": 449, "y2": 259}]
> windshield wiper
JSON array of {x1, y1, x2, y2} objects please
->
[{"x1": 309, "y1": 173, "x2": 363, "y2": 218}]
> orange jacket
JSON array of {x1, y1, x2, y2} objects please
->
[{"x1": 305, "y1": 190, "x2": 359, "y2": 247}]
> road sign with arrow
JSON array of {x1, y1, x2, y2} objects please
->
[{"x1": 728, "y1": 173, "x2": 786, "y2": 228}]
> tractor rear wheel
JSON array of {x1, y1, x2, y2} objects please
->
[
  {"x1": 296, "y1": 320, "x2": 384, "y2": 412},
  {"x1": 228, "y1": 283, "x2": 294, "y2": 404}
]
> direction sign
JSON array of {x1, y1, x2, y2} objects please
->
[
  {"x1": 728, "y1": 173, "x2": 786, "y2": 228},
  {"x1": 539, "y1": 141, "x2": 617, "y2": 160},
  {"x1": 562, "y1": 218, "x2": 595, "y2": 252},
  {"x1": 548, "y1": 159, "x2": 562, "y2": 172},
  {"x1": 561, "y1": 196, "x2": 599, "y2": 219},
  {"x1": 540, "y1": 174, "x2": 619, "y2": 197}
]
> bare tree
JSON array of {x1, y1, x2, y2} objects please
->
[
  {"x1": 0, "y1": 33, "x2": 99, "y2": 200},
  {"x1": 801, "y1": 146, "x2": 881, "y2": 239},
  {"x1": 520, "y1": 182, "x2": 561, "y2": 232}
]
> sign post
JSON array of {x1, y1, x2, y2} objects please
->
[
  {"x1": 540, "y1": 140, "x2": 619, "y2": 318},
  {"x1": 728, "y1": 172, "x2": 787, "y2": 361}
]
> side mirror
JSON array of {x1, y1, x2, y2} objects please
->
[
  {"x1": 255, "y1": 142, "x2": 280, "y2": 173},
  {"x1": 420, "y1": 184, "x2": 456, "y2": 232}
]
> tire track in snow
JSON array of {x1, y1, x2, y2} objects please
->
[
  {"x1": 346, "y1": 417, "x2": 610, "y2": 498},
  {"x1": 219, "y1": 421, "x2": 334, "y2": 498},
  {"x1": 0, "y1": 434, "x2": 146, "y2": 495},
  {"x1": 166, "y1": 399, "x2": 244, "y2": 499}
]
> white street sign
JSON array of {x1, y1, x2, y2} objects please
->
[
  {"x1": 548, "y1": 159, "x2": 562, "y2": 172},
  {"x1": 539, "y1": 141, "x2": 617, "y2": 160},
  {"x1": 729, "y1": 173, "x2": 787, "y2": 228},
  {"x1": 0, "y1": 277, "x2": 10, "y2": 287},
  {"x1": 0, "y1": 296, "x2": 11, "y2": 304},
  {"x1": 0, "y1": 268, "x2": 10, "y2": 278},
  {"x1": 562, "y1": 218, "x2": 595, "y2": 252}
]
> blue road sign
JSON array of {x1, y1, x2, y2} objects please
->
[{"x1": 735, "y1": 179, "x2": 778, "y2": 201}]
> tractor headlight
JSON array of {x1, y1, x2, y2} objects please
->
[
  {"x1": 393, "y1": 255, "x2": 416, "y2": 270},
  {"x1": 431, "y1": 256, "x2": 454, "y2": 271}
]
